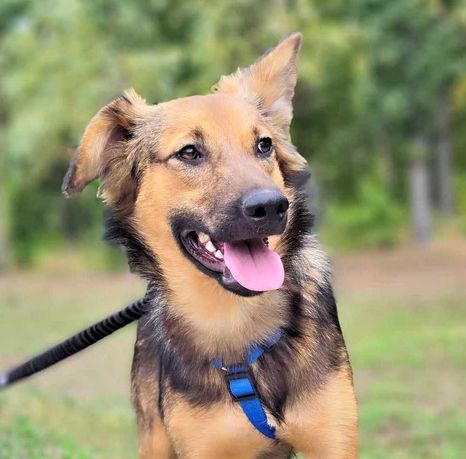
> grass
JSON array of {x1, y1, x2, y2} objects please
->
[
  {"x1": 346, "y1": 294, "x2": 465, "y2": 458},
  {"x1": 1, "y1": 240, "x2": 465, "y2": 458}
]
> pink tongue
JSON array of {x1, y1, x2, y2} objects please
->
[{"x1": 223, "y1": 239, "x2": 284, "y2": 292}]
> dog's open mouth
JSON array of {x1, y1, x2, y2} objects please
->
[{"x1": 180, "y1": 230, "x2": 285, "y2": 294}]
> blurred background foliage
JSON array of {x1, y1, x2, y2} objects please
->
[
  {"x1": 1, "y1": 2, "x2": 466, "y2": 458},
  {"x1": 0, "y1": 0, "x2": 465, "y2": 269}
]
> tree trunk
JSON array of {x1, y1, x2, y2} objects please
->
[
  {"x1": 409, "y1": 135, "x2": 432, "y2": 243},
  {"x1": 435, "y1": 94, "x2": 455, "y2": 218}
]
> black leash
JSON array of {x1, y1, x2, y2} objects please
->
[{"x1": 0, "y1": 293, "x2": 151, "y2": 389}]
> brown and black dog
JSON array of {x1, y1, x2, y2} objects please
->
[{"x1": 62, "y1": 33, "x2": 358, "y2": 458}]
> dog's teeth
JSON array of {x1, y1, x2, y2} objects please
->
[
  {"x1": 214, "y1": 250, "x2": 223, "y2": 260},
  {"x1": 198, "y1": 232, "x2": 210, "y2": 244},
  {"x1": 205, "y1": 241, "x2": 216, "y2": 253}
]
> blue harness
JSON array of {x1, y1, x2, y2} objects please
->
[{"x1": 211, "y1": 329, "x2": 282, "y2": 440}]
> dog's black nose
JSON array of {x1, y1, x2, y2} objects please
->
[{"x1": 242, "y1": 189, "x2": 289, "y2": 224}]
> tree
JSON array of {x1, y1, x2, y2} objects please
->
[
  {"x1": 409, "y1": 136, "x2": 432, "y2": 242},
  {"x1": 1, "y1": 0, "x2": 466, "y2": 264},
  {"x1": 430, "y1": 0, "x2": 466, "y2": 218},
  {"x1": 435, "y1": 93, "x2": 455, "y2": 218},
  {"x1": 353, "y1": 0, "x2": 465, "y2": 242}
]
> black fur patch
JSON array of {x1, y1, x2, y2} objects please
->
[
  {"x1": 104, "y1": 211, "x2": 161, "y2": 281},
  {"x1": 280, "y1": 190, "x2": 314, "y2": 263}
]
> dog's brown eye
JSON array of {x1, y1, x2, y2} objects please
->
[
  {"x1": 257, "y1": 137, "x2": 273, "y2": 157},
  {"x1": 177, "y1": 145, "x2": 202, "y2": 162}
]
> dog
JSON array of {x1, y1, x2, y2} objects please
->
[{"x1": 62, "y1": 33, "x2": 358, "y2": 459}]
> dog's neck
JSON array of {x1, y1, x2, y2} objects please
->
[{"x1": 168, "y1": 278, "x2": 289, "y2": 359}]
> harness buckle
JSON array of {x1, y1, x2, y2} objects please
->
[{"x1": 225, "y1": 371, "x2": 257, "y2": 402}]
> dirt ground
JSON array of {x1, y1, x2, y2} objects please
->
[{"x1": 333, "y1": 237, "x2": 466, "y2": 297}]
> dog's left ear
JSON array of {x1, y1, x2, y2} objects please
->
[{"x1": 214, "y1": 33, "x2": 302, "y2": 132}]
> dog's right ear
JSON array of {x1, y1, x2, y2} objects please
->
[{"x1": 62, "y1": 89, "x2": 146, "y2": 199}]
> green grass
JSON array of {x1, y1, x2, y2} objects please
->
[
  {"x1": 0, "y1": 416, "x2": 92, "y2": 459},
  {"x1": 0, "y1": 273, "x2": 143, "y2": 459},
  {"x1": 343, "y1": 293, "x2": 466, "y2": 458},
  {"x1": 0, "y1": 244, "x2": 465, "y2": 458}
]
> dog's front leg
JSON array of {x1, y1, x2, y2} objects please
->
[
  {"x1": 138, "y1": 418, "x2": 175, "y2": 459},
  {"x1": 132, "y1": 322, "x2": 176, "y2": 459},
  {"x1": 279, "y1": 366, "x2": 359, "y2": 458},
  {"x1": 133, "y1": 364, "x2": 176, "y2": 459}
]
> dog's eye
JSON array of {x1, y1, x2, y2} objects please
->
[
  {"x1": 256, "y1": 137, "x2": 273, "y2": 157},
  {"x1": 176, "y1": 145, "x2": 202, "y2": 162}
]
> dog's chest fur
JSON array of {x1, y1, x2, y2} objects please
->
[{"x1": 129, "y1": 229, "x2": 348, "y2": 457}]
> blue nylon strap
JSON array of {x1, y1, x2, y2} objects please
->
[
  {"x1": 239, "y1": 398, "x2": 275, "y2": 439},
  {"x1": 211, "y1": 329, "x2": 282, "y2": 370},
  {"x1": 226, "y1": 372, "x2": 276, "y2": 439},
  {"x1": 246, "y1": 328, "x2": 282, "y2": 365},
  {"x1": 211, "y1": 328, "x2": 282, "y2": 440}
]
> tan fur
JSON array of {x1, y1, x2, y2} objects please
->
[
  {"x1": 280, "y1": 366, "x2": 359, "y2": 458},
  {"x1": 139, "y1": 419, "x2": 175, "y2": 459},
  {"x1": 164, "y1": 391, "x2": 271, "y2": 459},
  {"x1": 161, "y1": 366, "x2": 358, "y2": 459},
  {"x1": 63, "y1": 89, "x2": 148, "y2": 197},
  {"x1": 64, "y1": 33, "x2": 358, "y2": 458},
  {"x1": 215, "y1": 33, "x2": 301, "y2": 131}
]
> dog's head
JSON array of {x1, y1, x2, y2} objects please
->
[{"x1": 62, "y1": 33, "x2": 310, "y2": 297}]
